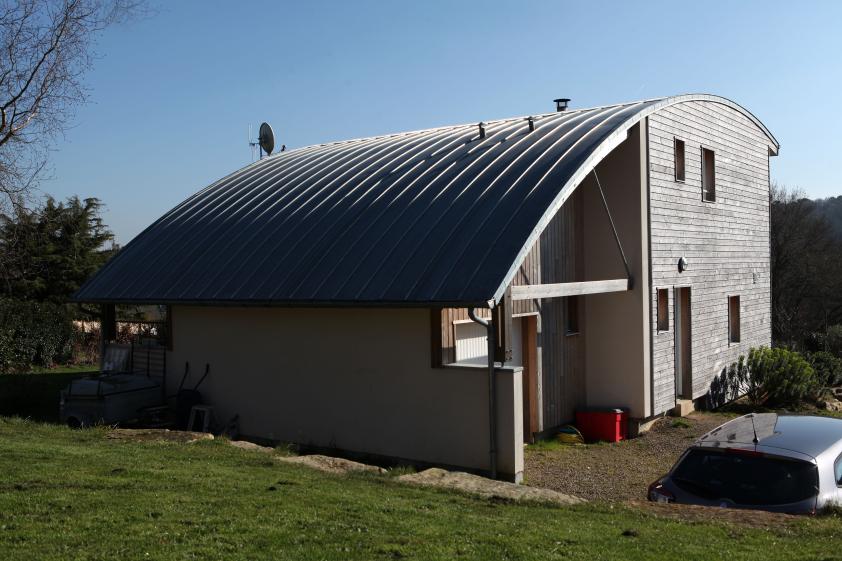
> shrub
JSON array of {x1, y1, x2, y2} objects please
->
[
  {"x1": 807, "y1": 351, "x2": 842, "y2": 388},
  {"x1": 722, "y1": 347, "x2": 818, "y2": 408},
  {"x1": 0, "y1": 299, "x2": 74, "y2": 373}
]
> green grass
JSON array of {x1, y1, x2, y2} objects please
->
[
  {"x1": 2, "y1": 419, "x2": 842, "y2": 560},
  {"x1": 671, "y1": 418, "x2": 691, "y2": 429}
]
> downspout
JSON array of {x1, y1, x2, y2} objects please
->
[{"x1": 468, "y1": 307, "x2": 497, "y2": 479}]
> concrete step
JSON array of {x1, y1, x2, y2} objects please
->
[{"x1": 672, "y1": 399, "x2": 695, "y2": 417}]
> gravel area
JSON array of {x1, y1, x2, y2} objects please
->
[{"x1": 525, "y1": 412, "x2": 734, "y2": 502}]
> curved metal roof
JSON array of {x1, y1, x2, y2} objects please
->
[{"x1": 75, "y1": 94, "x2": 778, "y2": 307}]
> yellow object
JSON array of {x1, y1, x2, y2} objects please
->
[{"x1": 556, "y1": 425, "x2": 585, "y2": 445}]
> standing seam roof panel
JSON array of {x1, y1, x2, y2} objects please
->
[{"x1": 74, "y1": 94, "x2": 779, "y2": 306}]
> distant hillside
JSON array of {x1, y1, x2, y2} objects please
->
[{"x1": 810, "y1": 196, "x2": 842, "y2": 241}]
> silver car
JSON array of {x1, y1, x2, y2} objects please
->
[{"x1": 648, "y1": 414, "x2": 842, "y2": 514}]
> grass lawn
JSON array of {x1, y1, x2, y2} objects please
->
[{"x1": 2, "y1": 419, "x2": 842, "y2": 560}]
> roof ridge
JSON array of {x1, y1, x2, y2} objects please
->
[{"x1": 273, "y1": 97, "x2": 668, "y2": 156}]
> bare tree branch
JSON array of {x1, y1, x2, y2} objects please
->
[{"x1": 0, "y1": 0, "x2": 148, "y2": 214}]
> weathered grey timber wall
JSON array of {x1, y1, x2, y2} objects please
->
[{"x1": 648, "y1": 101, "x2": 772, "y2": 414}]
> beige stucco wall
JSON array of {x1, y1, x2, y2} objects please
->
[
  {"x1": 167, "y1": 306, "x2": 523, "y2": 479},
  {"x1": 581, "y1": 123, "x2": 652, "y2": 418}
]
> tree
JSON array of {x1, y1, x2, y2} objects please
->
[
  {"x1": 770, "y1": 184, "x2": 842, "y2": 348},
  {"x1": 0, "y1": 195, "x2": 114, "y2": 307},
  {"x1": 0, "y1": 0, "x2": 146, "y2": 212}
]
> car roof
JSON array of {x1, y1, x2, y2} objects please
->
[{"x1": 696, "y1": 414, "x2": 842, "y2": 459}]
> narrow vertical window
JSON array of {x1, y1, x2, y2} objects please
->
[
  {"x1": 674, "y1": 139, "x2": 685, "y2": 181},
  {"x1": 657, "y1": 289, "x2": 669, "y2": 331},
  {"x1": 566, "y1": 296, "x2": 580, "y2": 335},
  {"x1": 702, "y1": 147, "x2": 716, "y2": 202},
  {"x1": 728, "y1": 296, "x2": 741, "y2": 343}
]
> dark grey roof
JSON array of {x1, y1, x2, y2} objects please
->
[{"x1": 74, "y1": 94, "x2": 778, "y2": 307}]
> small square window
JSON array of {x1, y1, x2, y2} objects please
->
[
  {"x1": 702, "y1": 148, "x2": 716, "y2": 202},
  {"x1": 728, "y1": 296, "x2": 741, "y2": 343},
  {"x1": 657, "y1": 289, "x2": 669, "y2": 331},
  {"x1": 566, "y1": 296, "x2": 580, "y2": 335},
  {"x1": 674, "y1": 139, "x2": 685, "y2": 182}
]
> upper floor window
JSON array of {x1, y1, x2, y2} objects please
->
[
  {"x1": 702, "y1": 147, "x2": 716, "y2": 202},
  {"x1": 674, "y1": 139, "x2": 685, "y2": 182}
]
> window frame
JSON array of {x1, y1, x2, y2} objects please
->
[
  {"x1": 835, "y1": 453, "x2": 842, "y2": 487},
  {"x1": 728, "y1": 295, "x2": 741, "y2": 344},
  {"x1": 656, "y1": 288, "x2": 670, "y2": 332},
  {"x1": 674, "y1": 138, "x2": 686, "y2": 182},
  {"x1": 701, "y1": 147, "x2": 716, "y2": 202}
]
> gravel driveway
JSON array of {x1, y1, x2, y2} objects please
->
[{"x1": 525, "y1": 412, "x2": 735, "y2": 502}]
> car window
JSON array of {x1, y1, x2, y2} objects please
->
[
  {"x1": 836, "y1": 454, "x2": 842, "y2": 486},
  {"x1": 673, "y1": 448, "x2": 819, "y2": 506}
]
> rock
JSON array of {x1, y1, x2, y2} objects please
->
[
  {"x1": 823, "y1": 399, "x2": 842, "y2": 412},
  {"x1": 228, "y1": 440, "x2": 274, "y2": 453},
  {"x1": 397, "y1": 468, "x2": 585, "y2": 506},
  {"x1": 275, "y1": 454, "x2": 386, "y2": 475}
]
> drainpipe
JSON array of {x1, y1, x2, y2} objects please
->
[{"x1": 468, "y1": 307, "x2": 497, "y2": 479}]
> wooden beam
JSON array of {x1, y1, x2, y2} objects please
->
[{"x1": 510, "y1": 278, "x2": 630, "y2": 301}]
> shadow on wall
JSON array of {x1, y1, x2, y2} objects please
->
[
  {"x1": 0, "y1": 372, "x2": 92, "y2": 422},
  {"x1": 707, "y1": 359, "x2": 749, "y2": 410}
]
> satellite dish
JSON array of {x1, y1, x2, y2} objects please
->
[{"x1": 258, "y1": 122, "x2": 275, "y2": 156}]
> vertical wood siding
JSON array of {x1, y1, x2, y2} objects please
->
[
  {"x1": 647, "y1": 101, "x2": 772, "y2": 414},
  {"x1": 538, "y1": 187, "x2": 585, "y2": 428}
]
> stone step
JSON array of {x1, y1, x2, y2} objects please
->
[{"x1": 672, "y1": 399, "x2": 695, "y2": 417}]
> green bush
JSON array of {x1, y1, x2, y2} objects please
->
[
  {"x1": 808, "y1": 351, "x2": 842, "y2": 388},
  {"x1": 0, "y1": 299, "x2": 74, "y2": 373},
  {"x1": 724, "y1": 347, "x2": 818, "y2": 408}
]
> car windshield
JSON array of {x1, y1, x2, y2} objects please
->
[{"x1": 672, "y1": 448, "x2": 819, "y2": 506}]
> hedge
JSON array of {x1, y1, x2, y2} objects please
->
[{"x1": 0, "y1": 299, "x2": 74, "y2": 374}]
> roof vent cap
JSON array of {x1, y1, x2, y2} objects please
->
[{"x1": 553, "y1": 98, "x2": 571, "y2": 112}]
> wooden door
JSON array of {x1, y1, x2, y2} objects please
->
[{"x1": 521, "y1": 316, "x2": 539, "y2": 442}]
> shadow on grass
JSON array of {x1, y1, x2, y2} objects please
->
[{"x1": 0, "y1": 369, "x2": 96, "y2": 422}]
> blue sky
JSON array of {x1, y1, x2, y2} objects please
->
[{"x1": 45, "y1": 0, "x2": 842, "y2": 244}]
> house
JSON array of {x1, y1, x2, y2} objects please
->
[{"x1": 74, "y1": 94, "x2": 778, "y2": 482}]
